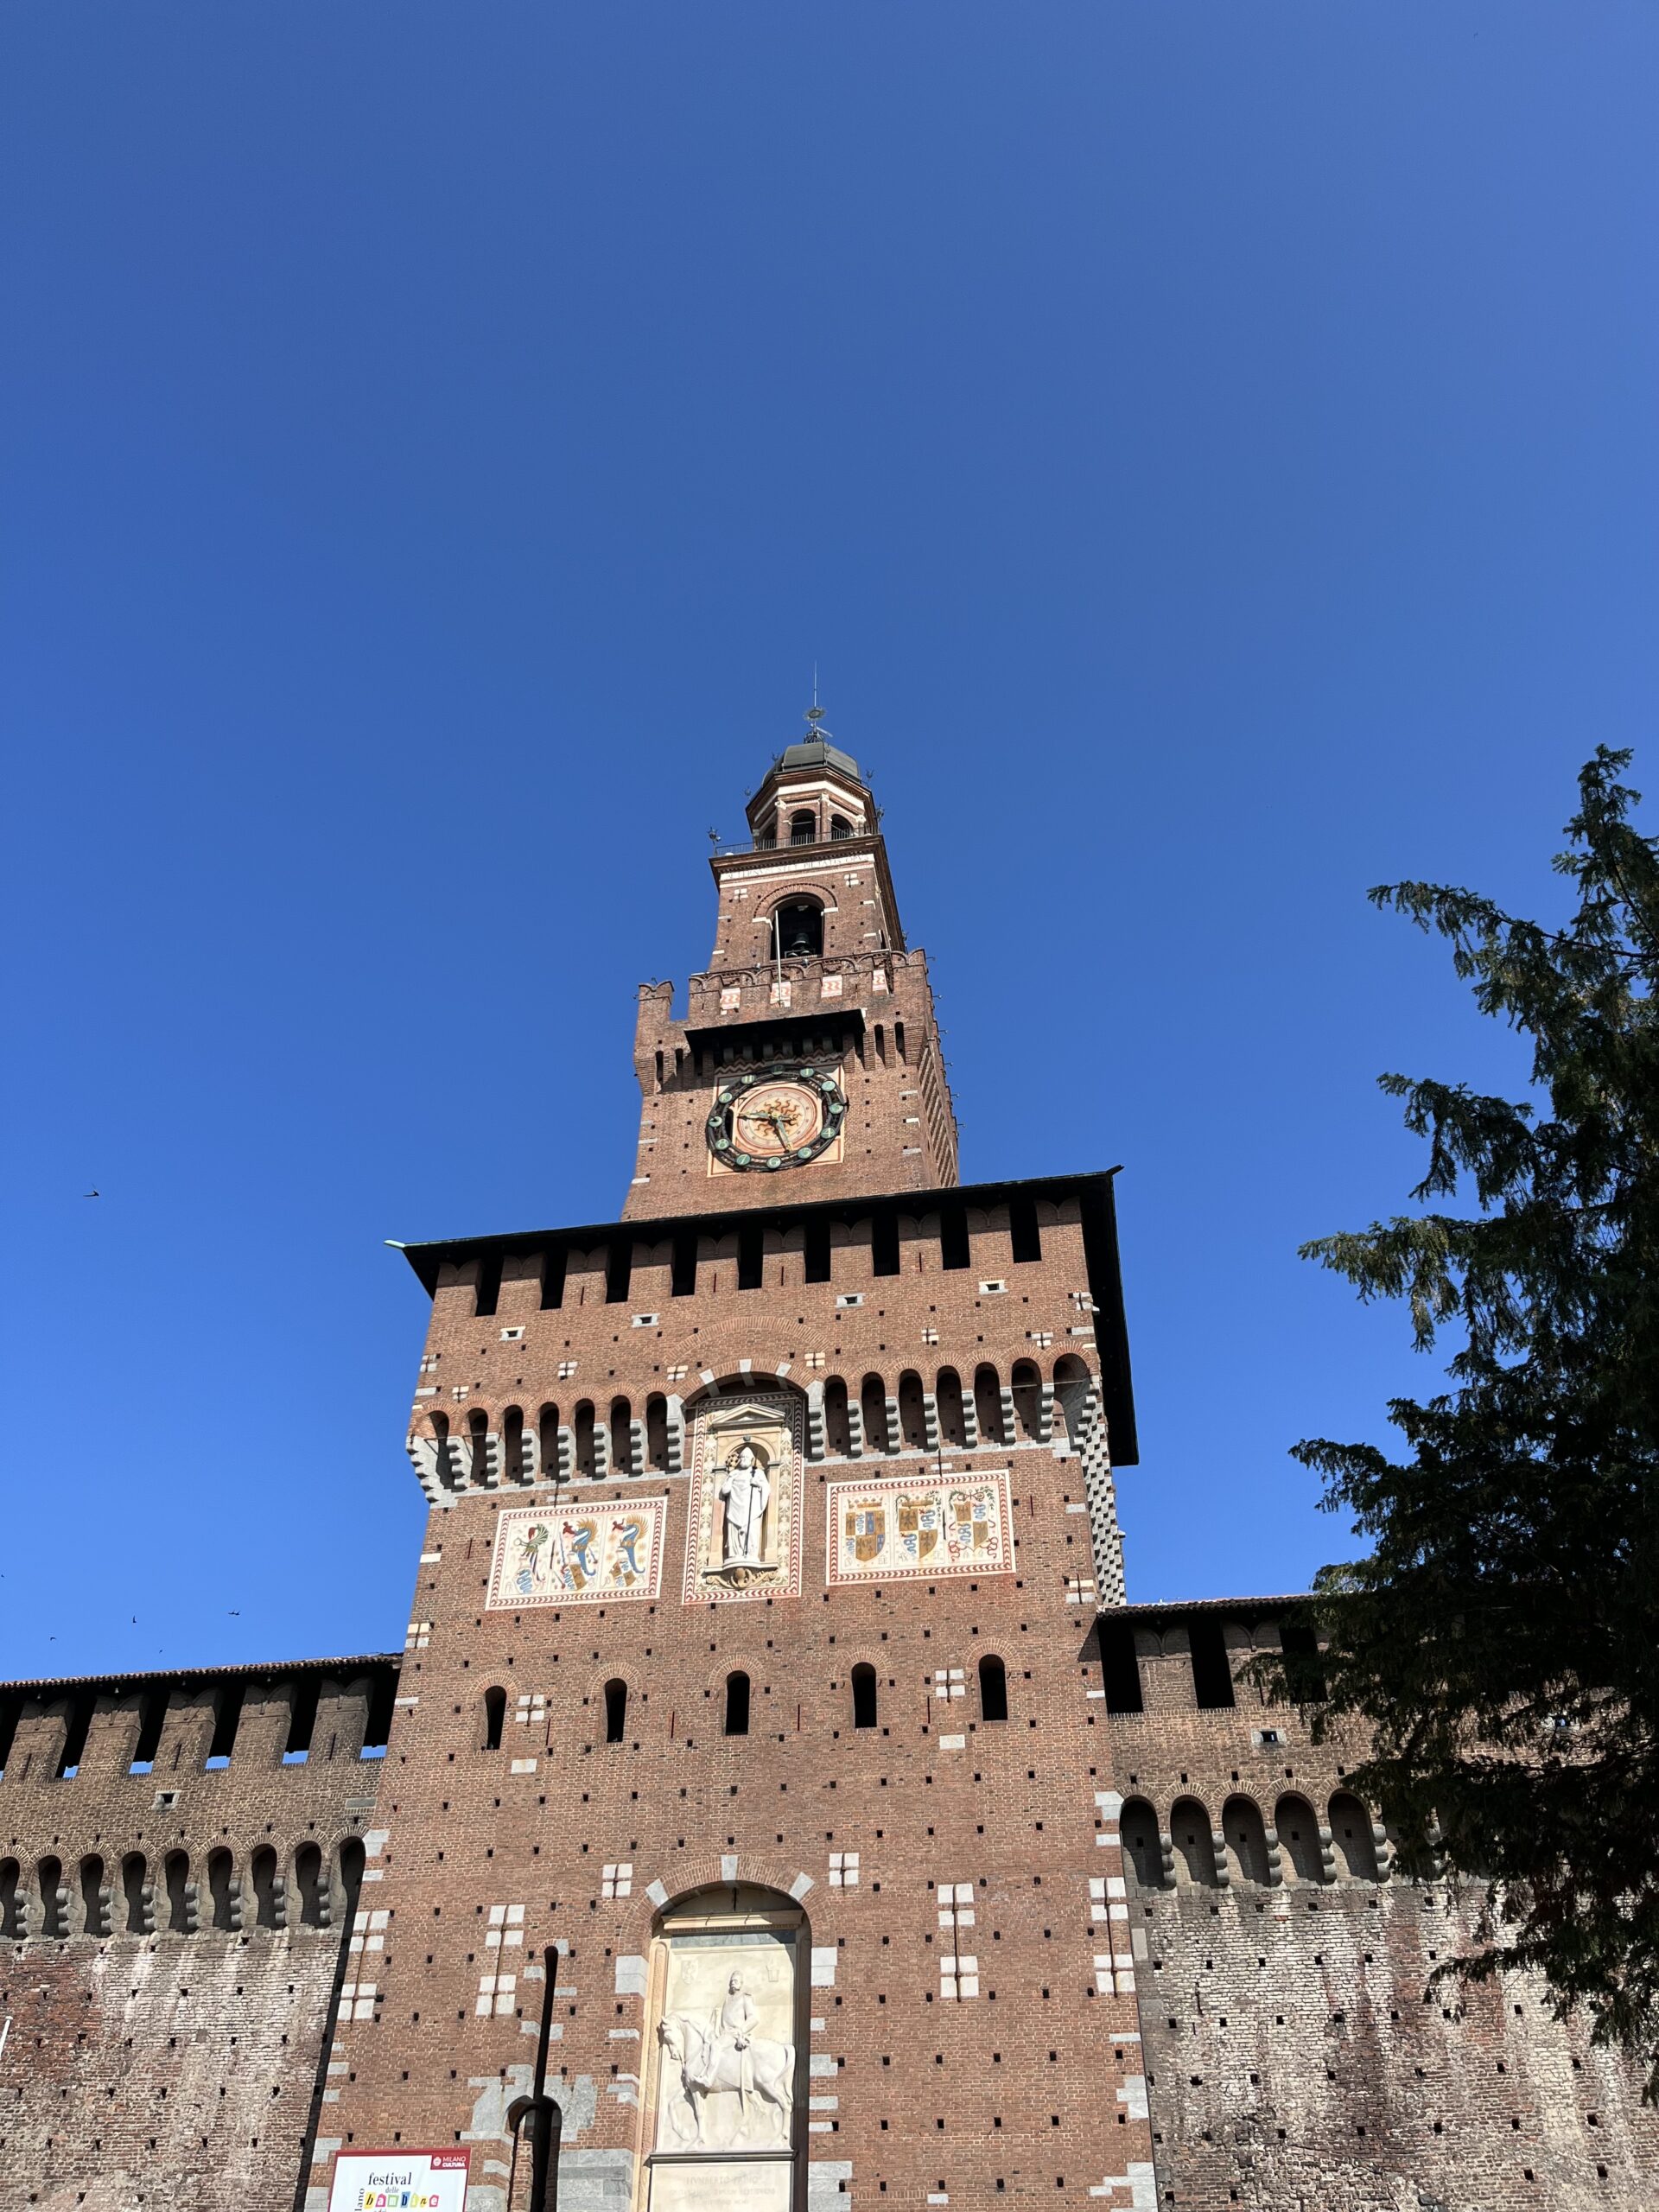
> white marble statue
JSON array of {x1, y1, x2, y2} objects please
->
[
  {"x1": 718, "y1": 1441, "x2": 771, "y2": 1567},
  {"x1": 658, "y1": 1970, "x2": 793, "y2": 2147}
]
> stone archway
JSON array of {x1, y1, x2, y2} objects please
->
[{"x1": 640, "y1": 1882, "x2": 807, "y2": 2212}]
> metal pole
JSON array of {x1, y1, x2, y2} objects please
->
[{"x1": 525, "y1": 1945, "x2": 563, "y2": 2212}]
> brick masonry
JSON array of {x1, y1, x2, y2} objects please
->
[{"x1": 3, "y1": 730, "x2": 1654, "y2": 2212}]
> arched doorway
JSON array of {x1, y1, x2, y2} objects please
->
[{"x1": 643, "y1": 1882, "x2": 807, "y2": 2211}]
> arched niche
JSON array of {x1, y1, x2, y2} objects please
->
[{"x1": 643, "y1": 1882, "x2": 807, "y2": 2212}]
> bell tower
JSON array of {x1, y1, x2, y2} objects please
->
[{"x1": 625, "y1": 712, "x2": 959, "y2": 1217}]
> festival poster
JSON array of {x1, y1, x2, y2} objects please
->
[
  {"x1": 327, "y1": 2148, "x2": 469, "y2": 2211},
  {"x1": 486, "y1": 1497, "x2": 666, "y2": 1609}
]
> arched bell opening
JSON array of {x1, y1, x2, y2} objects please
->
[
  {"x1": 642, "y1": 1882, "x2": 808, "y2": 2209},
  {"x1": 768, "y1": 898, "x2": 824, "y2": 957}
]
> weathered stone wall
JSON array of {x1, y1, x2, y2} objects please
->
[
  {"x1": 0, "y1": 1922, "x2": 344, "y2": 2210},
  {"x1": 1103, "y1": 1604, "x2": 1659, "y2": 2210},
  {"x1": 0, "y1": 1656, "x2": 396, "y2": 2207}
]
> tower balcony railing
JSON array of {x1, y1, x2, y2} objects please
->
[
  {"x1": 709, "y1": 827, "x2": 869, "y2": 860},
  {"x1": 690, "y1": 947, "x2": 917, "y2": 995}
]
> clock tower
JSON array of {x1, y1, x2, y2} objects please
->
[{"x1": 624, "y1": 713, "x2": 958, "y2": 1217}]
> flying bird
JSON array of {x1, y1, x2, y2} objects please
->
[{"x1": 84, "y1": 1189, "x2": 99, "y2": 1198}]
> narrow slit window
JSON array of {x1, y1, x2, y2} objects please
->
[
  {"x1": 851, "y1": 1663, "x2": 878, "y2": 1729},
  {"x1": 738, "y1": 1222, "x2": 764, "y2": 1291},
  {"x1": 483, "y1": 1687, "x2": 506, "y2": 1751},
  {"x1": 604, "y1": 1679, "x2": 628, "y2": 1744},
  {"x1": 724, "y1": 1671, "x2": 751, "y2": 1737},
  {"x1": 804, "y1": 1217, "x2": 832, "y2": 1284},
  {"x1": 978, "y1": 1655, "x2": 1009, "y2": 1724}
]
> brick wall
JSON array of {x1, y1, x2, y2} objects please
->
[
  {"x1": 0, "y1": 1659, "x2": 396, "y2": 2207},
  {"x1": 316, "y1": 1179, "x2": 1152, "y2": 2212},
  {"x1": 1101, "y1": 1606, "x2": 1659, "y2": 2209}
]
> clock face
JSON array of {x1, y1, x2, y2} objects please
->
[{"x1": 708, "y1": 1066, "x2": 846, "y2": 1173}]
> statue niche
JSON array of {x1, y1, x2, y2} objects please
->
[
  {"x1": 683, "y1": 1393, "x2": 802, "y2": 1605},
  {"x1": 645, "y1": 1884, "x2": 804, "y2": 2212}
]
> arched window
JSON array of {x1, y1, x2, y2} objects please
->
[
  {"x1": 851, "y1": 1663, "x2": 878, "y2": 1729},
  {"x1": 0, "y1": 1859, "x2": 25, "y2": 1938},
  {"x1": 977, "y1": 1655, "x2": 1008, "y2": 1724},
  {"x1": 860, "y1": 1375, "x2": 889, "y2": 1455},
  {"x1": 1119, "y1": 1801, "x2": 1163, "y2": 1891},
  {"x1": 429, "y1": 1409, "x2": 455, "y2": 1490},
  {"x1": 538, "y1": 1402, "x2": 562, "y2": 1480},
  {"x1": 207, "y1": 1847, "x2": 238, "y2": 1932},
  {"x1": 503, "y1": 1405, "x2": 527, "y2": 1484},
  {"x1": 772, "y1": 899, "x2": 823, "y2": 957},
  {"x1": 483, "y1": 1687, "x2": 507, "y2": 1751},
  {"x1": 645, "y1": 1394, "x2": 670, "y2": 1471},
  {"x1": 122, "y1": 1853, "x2": 149, "y2": 1936},
  {"x1": 935, "y1": 1368, "x2": 967, "y2": 1449},
  {"x1": 1328, "y1": 1792, "x2": 1380, "y2": 1882},
  {"x1": 610, "y1": 1396, "x2": 634, "y2": 1477},
  {"x1": 574, "y1": 1401, "x2": 597, "y2": 1478},
  {"x1": 467, "y1": 1406, "x2": 490, "y2": 1484},
  {"x1": 790, "y1": 810, "x2": 817, "y2": 846},
  {"x1": 898, "y1": 1370, "x2": 928, "y2": 1451},
  {"x1": 338, "y1": 1837, "x2": 365, "y2": 1928},
  {"x1": 1010, "y1": 1358, "x2": 1042, "y2": 1440},
  {"x1": 38, "y1": 1855, "x2": 65, "y2": 1939},
  {"x1": 164, "y1": 1851, "x2": 193, "y2": 1936},
  {"x1": 830, "y1": 814, "x2": 853, "y2": 840},
  {"x1": 251, "y1": 1845, "x2": 281, "y2": 1930},
  {"x1": 79, "y1": 1854, "x2": 107, "y2": 1937},
  {"x1": 724, "y1": 1670, "x2": 751, "y2": 1737},
  {"x1": 1274, "y1": 1793, "x2": 1325, "y2": 1885},
  {"x1": 823, "y1": 1376, "x2": 851, "y2": 1457},
  {"x1": 1221, "y1": 1796, "x2": 1271, "y2": 1885},
  {"x1": 1169, "y1": 1798, "x2": 1218, "y2": 1886},
  {"x1": 296, "y1": 1841, "x2": 326, "y2": 1928},
  {"x1": 973, "y1": 1364, "x2": 1004, "y2": 1446},
  {"x1": 1052, "y1": 1353, "x2": 1093, "y2": 1446},
  {"x1": 604, "y1": 1679, "x2": 628, "y2": 1745}
]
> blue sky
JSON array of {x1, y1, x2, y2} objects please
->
[{"x1": 3, "y1": 3, "x2": 1655, "y2": 1680}]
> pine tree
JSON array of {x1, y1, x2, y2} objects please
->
[{"x1": 1290, "y1": 747, "x2": 1659, "y2": 2091}]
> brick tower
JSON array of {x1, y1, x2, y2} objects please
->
[
  {"x1": 322, "y1": 720, "x2": 1148, "y2": 2212},
  {"x1": 10, "y1": 720, "x2": 1658, "y2": 2212},
  {"x1": 626, "y1": 714, "x2": 957, "y2": 1216}
]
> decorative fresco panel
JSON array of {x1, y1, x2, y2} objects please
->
[
  {"x1": 486, "y1": 1498, "x2": 666, "y2": 1609},
  {"x1": 825, "y1": 1469, "x2": 1015, "y2": 1586},
  {"x1": 682, "y1": 1392, "x2": 804, "y2": 1605}
]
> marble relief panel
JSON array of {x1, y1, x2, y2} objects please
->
[
  {"x1": 825, "y1": 1468, "x2": 1014, "y2": 1586},
  {"x1": 485, "y1": 1498, "x2": 666, "y2": 1609}
]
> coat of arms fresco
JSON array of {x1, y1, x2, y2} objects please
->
[
  {"x1": 682, "y1": 1392, "x2": 803, "y2": 1605},
  {"x1": 486, "y1": 1498, "x2": 666, "y2": 1610},
  {"x1": 825, "y1": 1469, "x2": 1014, "y2": 1586}
]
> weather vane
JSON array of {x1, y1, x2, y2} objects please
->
[{"x1": 804, "y1": 663, "x2": 832, "y2": 741}]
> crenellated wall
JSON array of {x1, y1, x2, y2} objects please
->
[
  {"x1": 0, "y1": 1655, "x2": 397, "y2": 2208},
  {"x1": 1101, "y1": 1603, "x2": 1659, "y2": 2210}
]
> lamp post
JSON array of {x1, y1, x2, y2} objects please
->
[{"x1": 517, "y1": 1945, "x2": 563, "y2": 2212}]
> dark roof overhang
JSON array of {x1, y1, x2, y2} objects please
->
[
  {"x1": 391, "y1": 1167, "x2": 1138, "y2": 1464},
  {"x1": 0, "y1": 1651, "x2": 401, "y2": 1700},
  {"x1": 683, "y1": 1006, "x2": 865, "y2": 1057}
]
